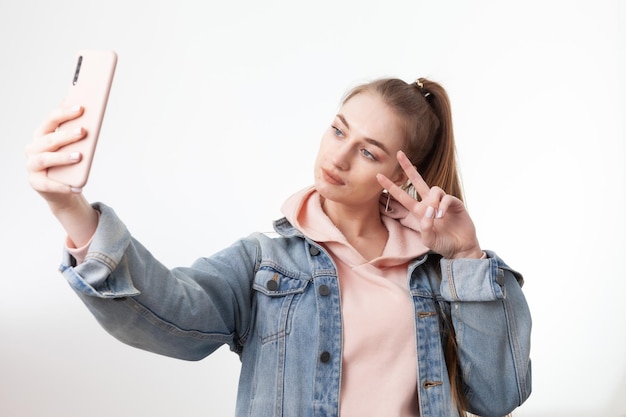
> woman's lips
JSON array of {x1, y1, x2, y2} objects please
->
[{"x1": 322, "y1": 168, "x2": 345, "y2": 185}]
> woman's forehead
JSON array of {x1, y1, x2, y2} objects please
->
[{"x1": 339, "y1": 92, "x2": 406, "y2": 146}]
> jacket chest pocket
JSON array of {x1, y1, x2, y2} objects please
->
[{"x1": 252, "y1": 268, "x2": 310, "y2": 344}]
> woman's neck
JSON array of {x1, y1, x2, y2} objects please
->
[{"x1": 321, "y1": 198, "x2": 389, "y2": 260}]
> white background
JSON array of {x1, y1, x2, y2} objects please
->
[{"x1": 1, "y1": 0, "x2": 624, "y2": 416}]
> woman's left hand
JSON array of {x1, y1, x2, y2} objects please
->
[{"x1": 377, "y1": 151, "x2": 483, "y2": 259}]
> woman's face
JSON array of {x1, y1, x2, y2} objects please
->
[{"x1": 314, "y1": 91, "x2": 407, "y2": 208}]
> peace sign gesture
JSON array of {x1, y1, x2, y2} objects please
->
[{"x1": 377, "y1": 151, "x2": 483, "y2": 259}]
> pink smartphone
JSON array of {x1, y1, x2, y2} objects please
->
[{"x1": 47, "y1": 49, "x2": 117, "y2": 188}]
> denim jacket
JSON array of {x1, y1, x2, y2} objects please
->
[{"x1": 60, "y1": 203, "x2": 531, "y2": 417}]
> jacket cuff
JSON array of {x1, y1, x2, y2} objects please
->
[
  {"x1": 59, "y1": 202, "x2": 140, "y2": 298},
  {"x1": 439, "y1": 250, "x2": 506, "y2": 302}
]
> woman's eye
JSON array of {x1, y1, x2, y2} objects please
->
[
  {"x1": 361, "y1": 148, "x2": 377, "y2": 161},
  {"x1": 332, "y1": 126, "x2": 344, "y2": 137}
]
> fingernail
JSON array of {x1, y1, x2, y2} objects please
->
[
  {"x1": 71, "y1": 105, "x2": 81, "y2": 113},
  {"x1": 70, "y1": 186, "x2": 82, "y2": 193},
  {"x1": 69, "y1": 152, "x2": 80, "y2": 161},
  {"x1": 73, "y1": 127, "x2": 83, "y2": 135},
  {"x1": 425, "y1": 206, "x2": 434, "y2": 218},
  {"x1": 436, "y1": 209, "x2": 444, "y2": 219}
]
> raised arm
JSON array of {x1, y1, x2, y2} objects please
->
[{"x1": 59, "y1": 202, "x2": 260, "y2": 360}]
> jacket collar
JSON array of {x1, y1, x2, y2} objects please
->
[{"x1": 273, "y1": 217, "x2": 303, "y2": 238}]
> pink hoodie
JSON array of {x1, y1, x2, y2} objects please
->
[{"x1": 282, "y1": 186, "x2": 430, "y2": 417}]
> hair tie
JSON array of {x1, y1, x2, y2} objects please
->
[{"x1": 413, "y1": 79, "x2": 431, "y2": 98}]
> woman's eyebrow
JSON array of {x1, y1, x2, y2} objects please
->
[{"x1": 336, "y1": 113, "x2": 391, "y2": 155}]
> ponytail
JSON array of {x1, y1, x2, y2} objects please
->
[{"x1": 410, "y1": 77, "x2": 464, "y2": 202}]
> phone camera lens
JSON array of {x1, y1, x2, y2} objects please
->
[{"x1": 73, "y1": 55, "x2": 83, "y2": 85}]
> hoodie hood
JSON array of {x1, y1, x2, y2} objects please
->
[{"x1": 280, "y1": 186, "x2": 429, "y2": 268}]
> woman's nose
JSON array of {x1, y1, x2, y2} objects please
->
[{"x1": 331, "y1": 143, "x2": 351, "y2": 170}]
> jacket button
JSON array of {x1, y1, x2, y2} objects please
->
[
  {"x1": 320, "y1": 351, "x2": 331, "y2": 363},
  {"x1": 318, "y1": 284, "x2": 330, "y2": 296},
  {"x1": 309, "y1": 246, "x2": 320, "y2": 256},
  {"x1": 266, "y1": 280, "x2": 279, "y2": 291}
]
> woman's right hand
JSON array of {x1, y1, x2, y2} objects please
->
[
  {"x1": 26, "y1": 105, "x2": 99, "y2": 247},
  {"x1": 26, "y1": 105, "x2": 86, "y2": 202}
]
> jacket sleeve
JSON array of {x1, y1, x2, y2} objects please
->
[
  {"x1": 59, "y1": 202, "x2": 260, "y2": 361},
  {"x1": 439, "y1": 251, "x2": 532, "y2": 417}
]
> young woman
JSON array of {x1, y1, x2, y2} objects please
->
[{"x1": 26, "y1": 77, "x2": 532, "y2": 417}]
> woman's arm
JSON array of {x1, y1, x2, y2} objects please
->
[
  {"x1": 27, "y1": 108, "x2": 258, "y2": 359},
  {"x1": 62, "y1": 202, "x2": 260, "y2": 360},
  {"x1": 440, "y1": 252, "x2": 532, "y2": 417}
]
